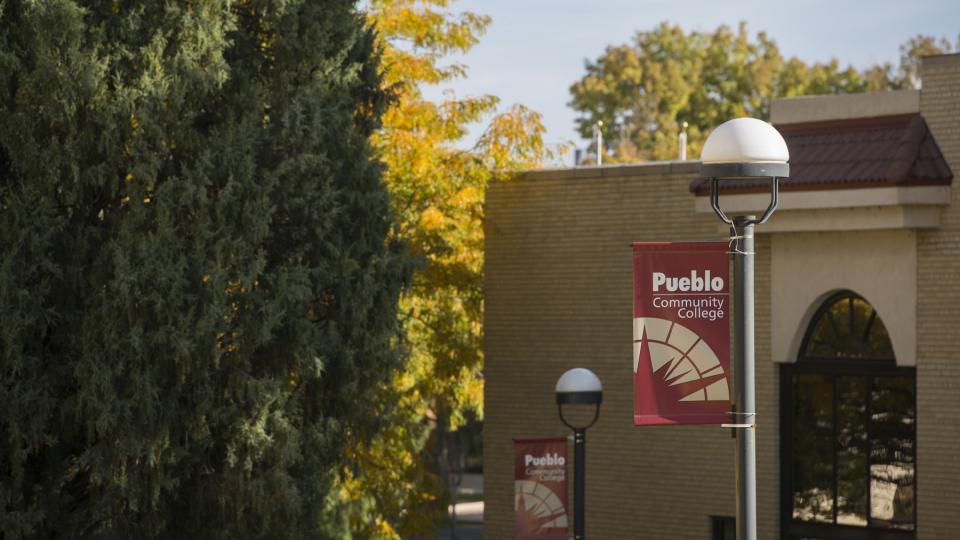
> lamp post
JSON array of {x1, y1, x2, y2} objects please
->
[
  {"x1": 555, "y1": 368, "x2": 603, "y2": 540},
  {"x1": 700, "y1": 118, "x2": 789, "y2": 540}
]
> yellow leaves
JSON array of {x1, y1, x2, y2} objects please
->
[
  {"x1": 119, "y1": 172, "x2": 154, "y2": 207},
  {"x1": 369, "y1": 0, "x2": 489, "y2": 90},
  {"x1": 450, "y1": 185, "x2": 479, "y2": 207},
  {"x1": 215, "y1": 329, "x2": 240, "y2": 354},
  {"x1": 225, "y1": 278, "x2": 246, "y2": 295},
  {"x1": 333, "y1": 414, "x2": 442, "y2": 536},
  {"x1": 418, "y1": 206, "x2": 445, "y2": 231},
  {"x1": 379, "y1": 48, "x2": 444, "y2": 87},
  {"x1": 374, "y1": 518, "x2": 401, "y2": 539},
  {"x1": 352, "y1": 1, "x2": 548, "y2": 534},
  {"x1": 204, "y1": 277, "x2": 255, "y2": 357},
  {"x1": 368, "y1": 0, "x2": 490, "y2": 56},
  {"x1": 477, "y1": 104, "x2": 547, "y2": 172},
  {"x1": 394, "y1": 370, "x2": 417, "y2": 392}
]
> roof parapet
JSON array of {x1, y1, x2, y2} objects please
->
[{"x1": 771, "y1": 89, "x2": 919, "y2": 126}]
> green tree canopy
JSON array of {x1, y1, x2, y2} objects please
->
[
  {"x1": 570, "y1": 22, "x2": 956, "y2": 162},
  {"x1": 0, "y1": 1, "x2": 408, "y2": 538}
]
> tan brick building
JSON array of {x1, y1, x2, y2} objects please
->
[{"x1": 484, "y1": 54, "x2": 960, "y2": 539}]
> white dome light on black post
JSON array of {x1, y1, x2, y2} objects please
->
[
  {"x1": 555, "y1": 368, "x2": 602, "y2": 540},
  {"x1": 700, "y1": 118, "x2": 789, "y2": 540},
  {"x1": 702, "y1": 117, "x2": 789, "y2": 225}
]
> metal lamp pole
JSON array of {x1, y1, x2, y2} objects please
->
[
  {"x1": 701, "y1": 118, "x2": 789, "y2": 540},
  {"x1": 572, "y1": 426, "x2": 587, "y2": 540},
  {"x1": 556, "y1": 368, "x2": 603, "y2": 540},
  {"x1": 711, "y1": 181, "x2": 778, "y2": 540},
  {"x1": 733, "y1": 214, "x2": 758, "y2": 540}
]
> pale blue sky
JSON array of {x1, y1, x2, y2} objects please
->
[{"x1": 420, "y1": 0, "x2": 959, "y2": 165}]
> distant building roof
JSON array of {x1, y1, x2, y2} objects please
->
[{"x1": 690, "y1": 113, "x2": 953, "y2": 195}]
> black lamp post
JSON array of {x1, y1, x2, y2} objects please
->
[{"x1": 555, "y1": 368, "x2": 603, "y2": 540}]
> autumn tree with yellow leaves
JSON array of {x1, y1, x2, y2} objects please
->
[{"x1": 328, "y1": 0, "x2": 550, "y2": 537}]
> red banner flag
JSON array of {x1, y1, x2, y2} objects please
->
[
  {"x1": 514, "y1": 438, "x2": 568, "y2": 540},
  {"x1": 632, "y1": 242, "x2": 731, "y2": 425}
]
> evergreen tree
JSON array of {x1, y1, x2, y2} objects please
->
[{"x1": 0, "y1": 1, "x2": 408, "y2": 538}]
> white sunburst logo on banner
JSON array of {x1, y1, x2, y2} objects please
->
[{"x1": 633, "y1": 317, "x2": 729, "y2": 403}]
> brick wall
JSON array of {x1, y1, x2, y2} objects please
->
[
  {"x1": 483, "y1": 162, "x2": 779, "y2": 538},
  {"x1": 917, "y1": 53, "x2": 960, "y2": 540},
  {"x1": 754, "y1": 234, "x2": 777, "y2": 539},
  {"x1": 484, "y1": 55, "x2": 960, "y2": 539}
]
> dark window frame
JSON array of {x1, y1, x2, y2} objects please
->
[
  {"x1": 710, "y1": 515, "x2": 736, "y2": 540},
  {"x1": 780, "y1": 292, "x2": 917, "y2": 540}
]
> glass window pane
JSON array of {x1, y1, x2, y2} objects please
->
[
  {"x1": 792, "y1": 374, "x2": 834, "y2": 523},
  {"x1": 790, "y1": 293, "x2": 915, "y2": 538},
  {"x1": 836, "y1": 376, "x2": 867, "y2": 526},
  {"x1": 866, "y1": 315, "x2": 894, "y2": 359},
  {"x1": 800, "y1": 294, "x2": 895, "y2": 360},
  {"x1": 828, "y1": 297, "x2": 850, "y2": 334},
  {"x1": 805, "y1": 315, "x2": 838, "y2": 358},
  {"x1": 850, "y1": 298, "x2": 870, "y2": 335},
  {"x1": 870, "y1": 376, "x2": 915, "y2": 530}
]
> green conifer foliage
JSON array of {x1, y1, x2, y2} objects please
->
[{"x1": 0, "y1": 1, "x2": 408, "y2": 538}]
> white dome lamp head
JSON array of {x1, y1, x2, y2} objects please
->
[
  {"x1": 555, "y1": 368, "x2": 603, "y2": 430},
  {"x1": 700, "y1": 117, "x2": 789, "y2": 226}
]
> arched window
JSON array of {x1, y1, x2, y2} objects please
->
[{"x1": 781, "y1": 292, "x2": 916, "y2": 540}]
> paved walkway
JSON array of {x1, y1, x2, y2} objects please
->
[{"x1": 448, "y1": 500, "x2": 483, "y2": 523}]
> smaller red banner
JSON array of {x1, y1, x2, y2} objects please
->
[{"x1": 514, "y1": 438, "x2": 568, "y2": 540}]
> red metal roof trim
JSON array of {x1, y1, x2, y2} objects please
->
[{"x1": 689, "y1": 113, "x2": 954, "y2": 195}]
